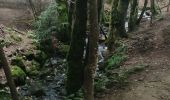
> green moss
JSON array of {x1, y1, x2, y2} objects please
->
[
  {"x1": 34, "y1": 50, "x2": 47, "y2": 64},
  {"x1": 11, "y1": 66, "x2": 26, "y2": 86},
  {"x1": 11, "y1": 56, "x2": 26, "y2": 72},
  {"x1": 27, "y1": 60, "x2": 40, "y2": 76}
]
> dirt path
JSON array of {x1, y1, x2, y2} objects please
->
[{"x1": 98, "y1": 12, "x2": 170, "y2": 100}]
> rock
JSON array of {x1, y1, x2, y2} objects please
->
[
  {"x1": 11, "y1": 66, "x2": 26, "y2": 86},
  {"x1": 34, "y1": 50, "x2": 47, "y2": 65},
  {"x1": 11, "y1": 56, "x2": 26, "y2": 72}
]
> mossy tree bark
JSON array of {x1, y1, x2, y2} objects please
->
[
  {"x1": 137, "y1": 0, "x2": 148, "y2": 25},
  {"x1": 117, "y1": 0, "x2": 130, "y2": 38},
  {"x1": 128, "y1": 0, "x2": 138, "y2": 32},
  {"x1": 107, "y1": 0, "x2": 119, "y2": 51},
  {"x1": 98, "y1": 0, "x2": 104, "y2": 23},
  {"x1": 66, "y1": 0, "x2": 87, "y2": 95},
  {"x1": 84, "y1": 0, "x2": 99, "y2": 99},
  {"x1": 0, "y1": 46, "x2": 19, "y2": 100},
  {"x1": 68, "y1": 0, "x2": 75, "y2": 33}
]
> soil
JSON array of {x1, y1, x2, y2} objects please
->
[{"x1": 97, "y1": 10, "x2": 170, "y2": 100}]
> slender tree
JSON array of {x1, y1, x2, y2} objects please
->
[
  {"x1": 107, "y1": 0, "x2": 119, "y2": 51},
  {"x1": 66, "y1": 0, "x2": 87, "y2": 94},
  {"x1": 137, "y1": 0, "x2": 148, "y2": 25},
  {"x1": 0, "y1": 45, "x2": 19, "y2": 100},
  {"x1": 84, "y1": 0, "x2": 99, "y2": 99},
  {"x1": 117, "y1": 0, "x2": 130, "y2": 38},
  {"x1": 128, "y1": 0, "x2": 138, "y2": 32}
]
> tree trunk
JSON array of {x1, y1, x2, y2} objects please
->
[
  {"x1": 0, "y1": 46, "x2": 19, "y2": 100},
  {"x1": 66, "y1": 0, "x2": 87, "y2": 95},
  {"x1": 98, "y1": 0, "x2": 104, "y2": 23},
  {"x1": 128, "y1": 0, "x2": 138, "y2": 32},
  {"x1": 117, "y1": 0, "x2": 130, "y2": 38},
  {"x1": 68, "y1": 0, "x2": 76, "y2": 33},
  {"x1": 84, "y1": 0, "x2": 99, "y2": 99},
  {"x1": 137, "y1": 0, "x2": 148, "y2": 25},
  {"x1": 107, "y1": 0, "x2": 119, "y2": 51}
]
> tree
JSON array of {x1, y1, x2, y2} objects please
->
[
  {"x1": 0, "y1": 45, "x2": 19, "y2": 100},
  {"x1": 107, "y1": 0, "x2": 119, "y2": 51},
  {"x1": 107, "y1": 0, "x2": 129, "y2": 51},
  {"x1": 84, "y1": 0, "x2": 99, "y2": 99},
  {"x1": 117, "y1": 0, "x2": 130, "y2": 37},
  {"x1": 128, "y1": 0, "x2": 138, "y2": 32},
  {"x1": 137, "y1": 0, "x2": 148, "y2": 25},
  {"x1": 98, "y1": 0, "x2": 104, "y2": 23},
  {"x1": 66, "y1": 0, "x2": 88, "y2": 95}
]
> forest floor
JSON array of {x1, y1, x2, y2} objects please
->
[{"x1": 99, "y1": 12, "x2": 170, "y2": 100}]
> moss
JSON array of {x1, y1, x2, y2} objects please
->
[
  {"x1": 27, "y1": 60, "x2": 40, "y2": 76},
  {"x1": 11, "y1": 66, "x2": 26, "y2": 86},
  {"x1": 34, "y1": 50, "x2": 47, "y2": 65},
  {"x1": 11, "y1": 56, "x2": 26, "y2": 72}
]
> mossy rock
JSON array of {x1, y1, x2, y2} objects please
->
[
  {"x1": 11, "y1": 56, "x2": 26, "y2": 72},
  {"x1": 34, "y1": 50, "x2": 47, "y2": 65},
  {"x1": 26, "y1": 60, "x2": 40, "y2": 76},
  {"x1": 11, "y1": 66, "x2": 26, "y2": 86}
]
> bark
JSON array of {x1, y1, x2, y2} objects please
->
[
  {"x1": 68, "y1": 0, "x2": 76, "y2": 33},
  {"x1": 0, "y1": 46, "x2": 19, "y2": 100},
  {"x1": 98, "y1": 0, "x2": 104, "y2": 23},
  {"x1": 107, "y1": 0, "x2": 119, "y2": 51},
  {"x1": 66, "y1": 0, "x2": 87, "y2": 95},
  {"x1": 128, "y1": 0, "x2": 138, "y2": 32},
  {"x1": 117, "y1": 0, "x2": 130, "y2": 38},
  {"x1": 137, "y1": 0, "x2": 148, "y2": 25},
  {"x1": 84, "y1": 0, "x2": 99, "y2": 99}
]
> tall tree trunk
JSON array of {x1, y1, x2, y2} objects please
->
[
  {"x1": 84, "y1": 0, "x2": 99, "y2": 99},
  {"x1": 66, "y1": 0, "x2": 87, "y2": 95},
  {"x1": 117, "y1": 0, "x2": 130, "y2": 38},
  {"x1": 137, "y1": 0, "x2": 148, "y2": 25},
  {"x1": 128, "y1": 0, "x2": 138, "y2": 32},
  {"x1": 68, "y1": 0, "x2": 76, "y2": 33},
  {"x1": 0, "y1": 46, "x2": 19, "y2": 100},
  {"x1": 98, "y1": 0, "x2": 104, "y2": 23},
  {"x1": 107, "y1": 0, "x2": 119, "y2": 52}
]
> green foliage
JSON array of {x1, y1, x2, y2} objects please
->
[
  {"x1": 34, "y1": 2, "x2": 69, "y2": 44},
  {"x1": 105, "y1": 44, "x2": 127, "y2": 70},
  {"x1": 11, "y1": 65, "x2": 26, "y2": 86}
]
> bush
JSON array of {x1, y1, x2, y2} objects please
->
[{"x1": 34, "y1": 2, "x2": 69, "y2": 52}]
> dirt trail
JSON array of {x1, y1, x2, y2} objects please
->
[{"x1": 98, "y1": 12, "x2": 170, "y2": 100}]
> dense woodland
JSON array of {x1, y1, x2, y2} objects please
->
[{"x1": 0, "y1": 0, "x2": 170, "y2": 100}]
